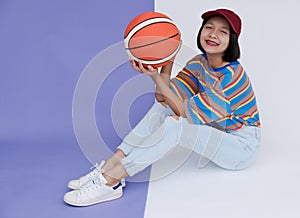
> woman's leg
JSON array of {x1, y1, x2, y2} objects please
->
[
  {"x1": 101, "y1": 102, "x2": 174, "y2": 182},
  {"x1": 103, "y1": 118, "x2": 261, "y2": 185},
  {"x1": 102, "y1": 101, "x2": 172, "y2": 171},
  {"x1": 102, "y1": 115, "x2": 182, "y2": 184},
  {"x1": 103, "y1": 162, "x2": 129, "y2": 186},
  {"x1": 117, "y1": 102, "x2": 173, "y2": 155},
  {"x1": 118, "y1": 116, "x2": 182, "y2": 176},
  {"x1": 101, "y1": 149, "x2": 126, "y2": 172},
  {"x1": 179, "y1": 119, "x2": 261, "y2": 170}
]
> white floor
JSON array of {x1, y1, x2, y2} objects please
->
[
  {"x1": 146, "y1": 1, "x2": 300, "y2": 217},
  {"x1": 144, "y1": 143, "x2": 300, "y2": 218}
]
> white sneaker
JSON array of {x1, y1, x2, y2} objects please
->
[
  {"x1": 64, "y1": 173, "x2": 123, "y2": 206},
  {"x1": 68, "y1": 161, "x2": 126, "y2": 189}
]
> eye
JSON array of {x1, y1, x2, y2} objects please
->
[{"x1": 221, "y1": 30, "x2": 229, "y2": 34}]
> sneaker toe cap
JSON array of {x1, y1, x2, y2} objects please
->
[
  {"x1": 68, "y1": 180, "x2": 80, "y2": 189},
  {"x1": 64, "y1": 190, "x2": 78, "y2": 205}
]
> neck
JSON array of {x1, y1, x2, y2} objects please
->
[{"x1": 206, "y1": 54, "x2": 228, "y2": 69}]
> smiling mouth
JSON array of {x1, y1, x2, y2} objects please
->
[{"x1": 206, "y1": 40, "x2": 219, "y2": 46}]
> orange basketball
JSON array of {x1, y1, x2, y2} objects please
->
[{"x1": 124, "y1": 12, "x2": 181, "y2": 68}]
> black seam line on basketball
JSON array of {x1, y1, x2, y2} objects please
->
[
  {"x1": 124, "y1": 16, "x2": 172, "y2": 38},
  {"x1": 125, "y1": 33, "x2": 179, "y2": 50}
]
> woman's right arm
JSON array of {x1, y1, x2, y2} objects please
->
[{"x1": 155, "y1": 61, "x2": 173, "y2": 107}]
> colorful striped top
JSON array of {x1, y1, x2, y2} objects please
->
[{"x1": 170, "y1": 54, "x2": 260, "y2": 131}]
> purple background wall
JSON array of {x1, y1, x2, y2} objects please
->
[{"x1": 0, "y1": 1, "x2": 154, "y2": 217}]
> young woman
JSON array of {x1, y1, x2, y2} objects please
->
[{"x1": 64, "y1": 8, "x2": 261, "y2": 206}]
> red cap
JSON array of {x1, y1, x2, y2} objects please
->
[{"x1": 201, "y1": 9, "x2": 242, "y2": 37}]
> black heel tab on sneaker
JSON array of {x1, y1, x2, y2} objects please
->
[{"x1": 112, "y1": 182, "x2": 122, "y2": 190}]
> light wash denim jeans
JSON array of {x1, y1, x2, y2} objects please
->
[{"x1": 117, "y1": 102, "x2": 261, "y2": 176}]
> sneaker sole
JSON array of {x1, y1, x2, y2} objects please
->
[
  {"x1": 67, "y1": 180, "x2": 126, "y2": 190},
  {"x1": 64, "y1": 192, "x2": 123, "y2": 207}
]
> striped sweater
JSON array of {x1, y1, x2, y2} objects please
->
[{"x1": 170, "y1": 54, "x2": 260, "y2": 131}]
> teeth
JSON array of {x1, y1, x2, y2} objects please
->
[{"x1": 207, "y1": 40, "x2": 217, "y2": 45}]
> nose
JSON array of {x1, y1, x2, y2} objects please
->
[{"x1": 208, "y1": 29, "x2": 217, "y2": 39}]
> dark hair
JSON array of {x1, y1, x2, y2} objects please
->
[{"x1": 196, "y1": 18, "x2": 240, "y2": 62}]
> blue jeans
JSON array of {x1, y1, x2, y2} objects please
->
[{"x1": 118, "y1": 102, "x2": 261, "y2": 176}]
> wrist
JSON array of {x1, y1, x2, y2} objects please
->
[
  {"x1": 151, "y1": 73, "x2": 161, "y2": 82},
  {"x1": 160, "y1": 70, "x2": 171, "y2": 75},
  {"x1": 160, "y1": 61, "x2": 173, "y2": 76}
]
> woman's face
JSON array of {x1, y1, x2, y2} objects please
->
[{"x1": 200, "y1": 16, "x2": 230, "y2": 56}]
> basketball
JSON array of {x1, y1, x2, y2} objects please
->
[{"x1": 124, "y1": 12, "x2": 181, "y2": 68}]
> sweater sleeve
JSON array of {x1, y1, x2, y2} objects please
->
[
  {"x1": 184, "y1": 86, "x2": 232, "y2": 125},
  {"x1": 169, "y1": 67, "x2": 200, "y2": 100}
]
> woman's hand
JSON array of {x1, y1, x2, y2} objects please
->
[{"x1": 129, "y1": 59, "x2": 158, "y2": 76}]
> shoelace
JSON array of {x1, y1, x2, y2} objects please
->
[
  {"x1": 79, "y1": 164, "x2": 106, "y2": 187},
  {"x1": 76, "y1": 162, "x2": 106, "y2": 189},
  {"x1": 91, "y1": 173, "x2": 106, "y2": 185},
  {"x1": 84, "y1": 163, "x2": 104, "y2": 180},
  {"x1": 90, "y1": 163, "x2": 104, "y2": 173},
  {"x1": 90, "y1": 162, "x2": 101, "y2": 170}
]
